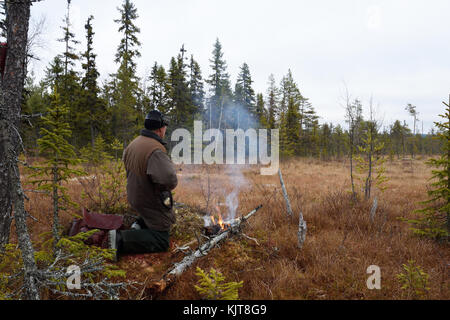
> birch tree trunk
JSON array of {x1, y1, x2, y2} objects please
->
[{"x1": 0, "y1": 1, "x2": 40, "y2": 299}]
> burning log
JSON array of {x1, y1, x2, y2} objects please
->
[
  {"x1": 146, "y1": 205, "x2": 263, "y2": 298},
  {"x1": 203, "y1": 224, "x2": 222, "y2": 237},
  {"x1": 170, "y1": 205, "x2": 262, "y2": 277}
]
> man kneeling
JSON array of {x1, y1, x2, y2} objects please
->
[{"x1": 108, "y1": 110, "x2": 178, "y2": 260}]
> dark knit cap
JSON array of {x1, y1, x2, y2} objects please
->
[{"x1": 144, "y1": 110, "x2": 169, "y2": 130}]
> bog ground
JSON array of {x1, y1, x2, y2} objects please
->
[{"x1": 17, "y1": 157, "x2": 450, "y2": 299}]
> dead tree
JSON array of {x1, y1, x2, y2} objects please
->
[
  {"x1": 370, "y1": 197, "x2": 378, "y2": 222},
  {"x1": 278, "y1": 168, "x2": 293, "y2": 217},
  {"x1": 0, "y1": 0, "x2": 39, "y2": 299},
  {"x1": 297, "y1": 211, "x2": 307, "y2": 248},
  {"x1": 277, "y1": 168, "x2": 307, "y2": 248}
]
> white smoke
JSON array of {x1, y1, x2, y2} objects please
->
[
  {"x1": 225, "y1": 189, "x2": 239, "y2": 220},
  {"x1": 203, "y1": 214, "x2": 212, "y2": 227},
  {"x1": 224, "y1": 164, "x2": 248, "y2": 221}
]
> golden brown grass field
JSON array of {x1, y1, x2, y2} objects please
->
[{"x1": 15, "y1": 157, "x2": 450, "y2": 300}]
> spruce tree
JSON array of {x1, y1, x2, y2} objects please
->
[
  {"x1": 333, "y1": 124, "x2": 347, "y2": 159},
  {"x1": 21, "y1": 73, "x2": 46, "y2": 152},
  {"x1": 408, "y1": 96, "x2": 450, "y2": 239},
  {"x1": 43, "y1": 56, "x2": 64, "y2": 93},
  {"x1": 57, "y1": 0, "x2": 82, "y2": 147},
  {"x1": 59, "y1": 0, "x2": 79, "y2": 77},
  {"x1": 113, "y1": 59, "x2": 140, "y2": 144},
  {"x1": 206, "y1": 38, "x2": 232, "y2": 129},
  {"x1": 235, "y1": 62, "x2": 256, "y2": 129},
  {"x1": 189, "y1": 55, "x2": 205, "y2": 114},
  {"x1": 81, "y1": 15, "x2": 106, "y2": 147},
  {"x1": 279, "y1": 70, "x2": 298, "y2": 116},
  {"x1": 299, "y1": 98, "x2": 318, "y2": 156},
  {"x1": 30, "y1": 87, "x2": 83, "y2": 244},
  {"x1": 280, "y1": 95, "x2": 300, "y2": 156},
  {"x1": 390, "y1": 120, "x2": 407, "y2": 159},
  {"x1": 148, "y1": 62, "x2": 170, "y2": 114},
  {"x1": 167, "y1": 48, "x2": 197, "y2": 130},
  {"x1": 266, "y1": 74, "x2": 279, "y2": 129},
  {"x1": 320, "y1": 123, "x2": 332, "y2": 160},
  {"x1": 233, "y1": 81, "x2": 244, "y2": 129},
  {"x1": 114, "y1": 0, "x2": 141, "y2": 75},
  {"x1": 111, "y1": 0, "x2": 142, "y2": 145},
  {"x1": 278, "y1": 70, "x2": 307, "y2": 155},
  {"x1": 255, "y1": 93, "x2": 267, "y2": 128}
]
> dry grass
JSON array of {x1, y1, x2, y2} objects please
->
[{"x1": 13, "y1": 157, "x2": 450, "y2": 300}]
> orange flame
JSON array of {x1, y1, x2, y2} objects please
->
[
  {"x1": 208, "y1": 204, "x2": 229, "y2": 231},
  {"x1": 218, "y1": 212, "x2": 225, "y2": 230}
]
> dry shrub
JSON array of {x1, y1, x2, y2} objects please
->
[{"x1": 77, "y1": 160, "x2": 128, "y2": 215}]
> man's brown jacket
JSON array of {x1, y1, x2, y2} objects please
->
[{"x1": 122, "y1": 130, "x2": 178, "y2": 232}]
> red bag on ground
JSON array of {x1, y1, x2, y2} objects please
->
[{"x1": 68, "y1": 208, "x2": 124, "y2": 248}]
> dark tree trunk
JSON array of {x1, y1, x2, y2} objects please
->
[
  {"x1": 0, "y1": 1, "x2": 39, "y2": 299},
  {"x1": 0, "y1": 120, "x2": 13, "y2": 247}
]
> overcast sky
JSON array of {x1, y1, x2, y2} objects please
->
[{"x1": 29, "y1": 0, "x2": 450, "y2": 133}]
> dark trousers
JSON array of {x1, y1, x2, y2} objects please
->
[{"x1": 119, "y1": 224, "x2": 170, "y2": 254}]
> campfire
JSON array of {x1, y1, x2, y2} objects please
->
[
  {"x1": 204, "y1": 214, "x2": 230, "y2": 236},
  {"x1": 203, "y1": 205, "x2": 236, "y2": 236}
]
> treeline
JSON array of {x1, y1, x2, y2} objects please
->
[{"x1": 20, "y1": 0, "x2": 442, "y2": 160}]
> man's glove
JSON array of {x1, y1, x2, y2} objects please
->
[{"x1": 161, "y1": 190, "x2": 173, "y2": 209}]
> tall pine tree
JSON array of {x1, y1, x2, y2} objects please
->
[
  {"x1": 255, "y1": 93, "x2": 267, "y2": 128},
  {"x1": 167, "y1": 47, "x2": 196, "y2": 130},
  {"x1": 81, "y1": 15, "x2": 106, "y2": 148},
  {"x1": 148, "y1": 62, "x2": 170, "y2": 114},
  {"x1": 30, "y1": 87, "x2": 82, "y2": 244},
  {"x1": 234, "y1": 62, "x2": 256, "y2": 129},
  {"x1": 57, "y1": 0, "x2": 82, "y2": 147},
  {"x1": 278, "y1": 70, "x2": 302, "y2": 155},
  {"x1": 189, "y1": 54, "x2": 205, "y2": 115},
  {"x1": 266, "y1": 74, "x2": 279, "y2": 129},
  {"x1": 206, "y1": 38, "x2": 232, "y2": 129},
  {"x1": 111, "y1": 0, "x2": 142, "y2": 145}
]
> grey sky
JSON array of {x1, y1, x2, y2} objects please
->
[{"x1": 29, "y1": 0, "x2": 450, "y2": 133}]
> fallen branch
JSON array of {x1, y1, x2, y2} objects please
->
[
  {"x1": 241, "y1": 233, "x2": 260, "y2": 246},
  {"x1": 172, "y1": 239, "x2": 196, "y2": 253},
  {"x1": 147, "y1": 205, "x2": 263, "y2": 297},
  {"x1": 169, "y1": 205, "x2": 262, "y2": 277}
]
